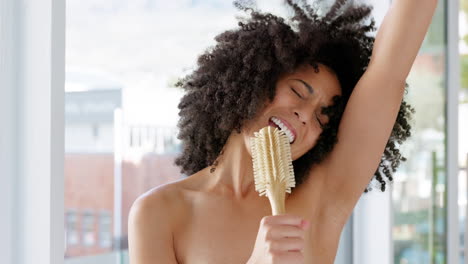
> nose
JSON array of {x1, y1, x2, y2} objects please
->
[
  {"x1": 295, "y1": 97, "x2": 321, "y2": 125},
  {"x1": 294, "y1": 111, "x2": 306, "y2": 125}
]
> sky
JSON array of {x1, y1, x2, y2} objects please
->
[
  {"x1": 66, "y1": 0, "x2": 467, "y2": 128},
  {"x1": 66, "y1": 0, "x2": 239, "y2": 126},
  {"x1": 66, "y1": 0, "x2": 395, "y2": 126}
]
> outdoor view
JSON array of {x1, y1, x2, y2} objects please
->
[
  {"x1": 459, "y1": 0, "x2": 468, "y2": 263},
  {"x1": 64, "y1": 1, "x2": 466, "y2": 264},
  {"x1": 392, "y1": 0, "x2": 467, "y2": 263},
  {"x1": 391, "y1": 0, "x2": 447, "y2": 262},
  {"x1": 65, "y1": 1, "x2": 238, "y2": 263}
]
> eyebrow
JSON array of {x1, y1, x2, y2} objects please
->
[{"x1": 291, "y1": 79, "x2": 313, "y2": 94}]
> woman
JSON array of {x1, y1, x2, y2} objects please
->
[{"x1": 128, "y1": 0, "x2": 438, "y2": 263}]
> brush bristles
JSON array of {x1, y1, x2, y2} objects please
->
[{"x1": 251, "y1": 126, "x2": 296, "y2": 197}]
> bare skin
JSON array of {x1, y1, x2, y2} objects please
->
[{"x1": 128, "y1": 0, "x2": 438, "y2": 263}]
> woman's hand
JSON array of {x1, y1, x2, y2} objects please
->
[{"x1": 246, "y1": 214, "x2": 310, "y2": 264}]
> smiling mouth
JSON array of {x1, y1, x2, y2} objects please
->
[{"x1": 268, "y1": 117, "x2": 296, "y2": 144}]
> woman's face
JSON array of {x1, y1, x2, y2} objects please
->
[{"x1": 242, "y1": 63, "x2": 342, "y2": 161}]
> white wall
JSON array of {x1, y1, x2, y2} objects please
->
[
  {"x1": 0, "y1": 0, "x2": 66, "y2": 263},
  {"x1": 353, "y1": 191, "x2": 393, "y2": 264},
  {"x1": 0, "y1": 0, "x2": 19, "y2": 263}
]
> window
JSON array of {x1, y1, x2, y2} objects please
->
[
  {"x1": 98, "y1": 210, "x2": 112, "y2": 248},
  {"x1": 65, "y1": 0, "x2": 239, "y2": 262},
  {"x1": 392, "y1": 0, "x2": 448, "y2": 263},
  {"x1": 459, "y1": 0, "x2": 468, "y2": 262},
  {"x1": 65, "y1": 210, "x2": 80, "y2": 247},
  {"x1": 82, "y1": 210, "x2": 95, "y2": 247}
]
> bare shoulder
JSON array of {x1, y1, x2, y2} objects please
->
[
  {"x1": 131, "y1": 180, "x2": 188, "y2": 215},
  {"x1": 128, "y1": 180, "x2": 190, "y2": 264}
]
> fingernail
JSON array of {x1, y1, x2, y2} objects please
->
[{"x1": 301, "y1": 220, "x2": 310, "y2": 229}]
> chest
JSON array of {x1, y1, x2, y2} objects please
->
[
  {"x1": 176, "y1": 218, "x2": 259, "y2": 263},
  {"x1": 173, "y1": 196, "x2": 269, "y2": 264},
  {"x1": 173, "y1": 194, "x2": 340, "y2": 264}
]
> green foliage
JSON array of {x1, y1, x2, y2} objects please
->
[
  {"x1": 394, "y1": 210, "x2": 429, "y2": 226},
  {"x1": 463, "y1": 0, "x2": 468, "y2": 48},
  {"x1": 463, "y1": 0, "x2": 468, "y2": 14},
  {"x1": 462, "y1": 55, "x2": 468, "y2": 91},
  {"x1": 406, "y1": 69, "x2": 445, "y2": 132},
  {"x1": 421, "y1": 0, "x2": 445, "y2": 50},
  {"x1": 463, "y1": 0, "x2": 468, "y2": 47},
  {"x1": 461, "y1": 0, "x2": 468, "y2": 95}
]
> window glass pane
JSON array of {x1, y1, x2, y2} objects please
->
[
  {"x1": 459, "y1": 169, "x2": 467, "y2": 263},
  {"x1": 459, "y1": 0, "x2": 468, "y2": 262},
  {"x1": 392, "y1": 0, "x2": 448, "y2": 263},
  {"x1": 65, "y1": 0, "x2": 238, "y2": 262},
  {"x1": 65, "y1": 209, "x2": 80, "y2": 247},
  {"x1": 98, "y1": 210, "x2": 113, "y2": 249},
  {"x1": 82, "y1": 210, "x2": 96, "y2": 247},
  {"x1": 65, "y1": 1, "x2": 460, "y2": 263}
]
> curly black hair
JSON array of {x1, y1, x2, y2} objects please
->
[{"x1": 174, "y1": 0, "x2": 414, "y2": 192}]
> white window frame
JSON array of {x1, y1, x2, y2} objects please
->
[
  {"x1": 447, "y1": 0, "x2": 461, "y2": 263},
  {"x1": 0, "y1": 0, "x2": 65, "y2": 264}
]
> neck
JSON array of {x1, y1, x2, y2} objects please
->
[{"x1": 206, "y1": 131, "x2": 257, "y2": 200}]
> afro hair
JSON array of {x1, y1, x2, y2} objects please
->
[{"x1": 174, "y1": 0, "x2": 414, "y2": 192}]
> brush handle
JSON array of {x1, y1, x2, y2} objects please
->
[{"x1": 266, "y1": 183, "x2": 286, "y2": 215}]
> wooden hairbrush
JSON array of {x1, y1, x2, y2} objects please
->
[{"x1": 250, "y1": 126, "x2": 296, "y2": 215}]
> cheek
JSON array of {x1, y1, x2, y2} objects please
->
[
  {"x1": 273, "y1": 93, "x2": 296, "y2": 106},
  {"x1": 305, "y1": 125, "x2": 323, "y2": 146},
  {"x1": 292, "y1": 130, "x2": 321, "y2": 160}
]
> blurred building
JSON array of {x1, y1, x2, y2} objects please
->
[{"x1": 64, "y1": 82, "x2": 182, "y2": 258}]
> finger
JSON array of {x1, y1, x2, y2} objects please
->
[
  {"x1": 266, "y1": 225, "x2": 305, "y2": 240},
  {"x1": 269, "y1": 237, "x2": 305, "y2": 252},
  {"x1": 271, "y1": 250, "x2": 304, "y2": 264},
  {"x1": 261, "y1": 214, "x2": 306, "y2": 228}
]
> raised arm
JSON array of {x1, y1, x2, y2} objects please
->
[
  {"x1": 369, "y1": 0, "x2": 439, "y2": 81},
  {"x1": 314, "y1": 0, "x2": 438, "y2": 217}
]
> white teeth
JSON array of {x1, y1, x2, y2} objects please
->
[{"x1": 271, "y1": 117, "x2": 295, "y2": 143}]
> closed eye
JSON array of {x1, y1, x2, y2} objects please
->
[
  {"x1": 291, "y1": 88, "x2": 303, "y2": 98},
  {"x1": 315, "y1": 113, "x2": 324, "y2": 128}
]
